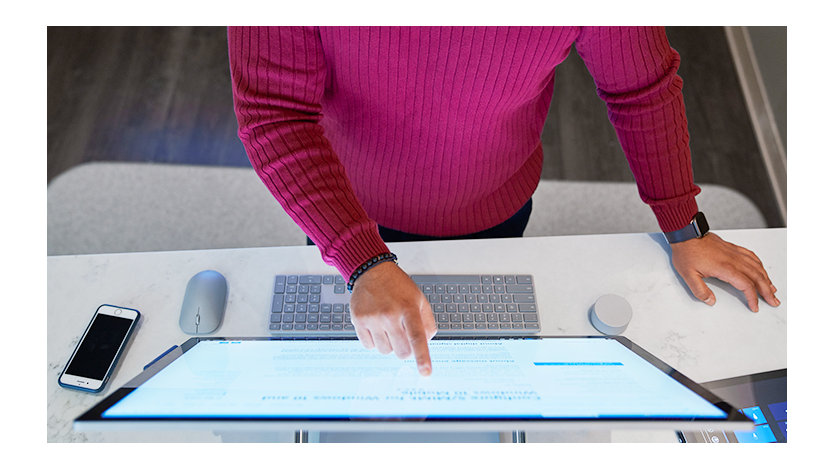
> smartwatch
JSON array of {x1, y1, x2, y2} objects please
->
[{"x1": 664, "y1": 211, "x2": 709, "y2": 244}]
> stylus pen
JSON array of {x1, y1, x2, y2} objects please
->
[{"x1": 143, "y1": 345, "x2": 178, "y2": 370}]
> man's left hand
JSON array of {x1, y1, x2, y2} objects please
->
[{"x1": 670, "y1": 232, "x2": 780, "y2": 312}]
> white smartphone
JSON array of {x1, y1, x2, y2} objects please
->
[{"x1": 59, "y1": 304, "x2": 140, "y2": 393}]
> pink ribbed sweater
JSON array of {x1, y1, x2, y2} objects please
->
[{"x1": 228, "y1": 27, "x2": 700, "y2": 280}]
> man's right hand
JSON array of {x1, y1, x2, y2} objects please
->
[{"x1": 349, "y1": 261, "x2": 437, "y2": 375}]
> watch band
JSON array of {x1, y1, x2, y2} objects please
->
[{"x1": 664, "y1": 212, "x2": 709, "y2": 244}]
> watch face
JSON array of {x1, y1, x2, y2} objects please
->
[{"x1": 694, "y1": 212, "x2": 709, "y2": 236}]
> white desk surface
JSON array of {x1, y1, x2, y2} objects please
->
[{"x1": 47, "y1": 228, "x2": 786, "y2": 443}]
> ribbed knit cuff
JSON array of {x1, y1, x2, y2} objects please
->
[
  {"x1": 322, "y1": 224, "x2": 390, "y2": 282},
  {"x1": 651, "y1": 196, "x2": 700, "y2": 233}
]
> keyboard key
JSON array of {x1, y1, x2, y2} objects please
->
[
  {"x1": 300, "y1": 275, "x2": 322, "y2": 284},
  {"x1": 462, "y1": 313, "x2": 474, "y2": 322},
  {"x1": 494, "y1": 304, "x2": 505, "y2": 312},
  {"x1": 269, "y1": 323, "x2": 280, "y2": 330},
  {"x1": 306, "y1": 324, "x2": 319, "y2": 330},
  {"x1": 499, "y1": 314, "x2": 511, "y2": 323},
  {"x1": 523, "y1": 313, "x2": 539, "y2": 322},
  {"x1": 293, "y1": 323, "x2": 305, "y2": 330},
  {"x1": 294, "y1": 313, "x2": 307, "y2": 323},
  {"x1": 307, "y1": 314, "x2": 319, "y2": 323},
  {"x1": 470, "y1": 304, "x2": 481, "y2": 312},
  {"x1": 274, "y1": 284, "x2": 285, "y2": 294},
  {"x1": 506, "y1": 304, "x2": 517, "y2": 312},
  {"x1": 282, "y1": 313, "x2": 294, "y2": 323},
  {"x1": 493, "y1": 285, "x2": 505, "y2": 293},
  {"x1": 334, "y1": 285, "x2": 346, "y2": 294},
  {"x1": 475, "y1": 323, "x2": 487, "y2": 329},
  {"x1": 432, "y1": 304, "x2": 445, "y2": 313},
  {"x1": 457, "y1": 304, "x2": 469, "y2": 313},
  {"x1": 504, "y1": 276, "x2": 516, "y2": 284},
  {"x1": 481, "y1": 276, "x2": 492, "y2": 284},
  {"x1": 310, "y1": 285, "x2": 321, "y2": 294},
  {"x1": 272, "y1": 294, "x2": 284, "y2": 313},
  {"x1": 332, "y1": 313, "x2": 343, "y2": 323},
  {"x1": 333, "y1": 304, "x2": 344, "y2": 313},
  {"x1": 320, "y1": 324, "x2": 331, "y2": 330},
  {"x1": 286, "y1": 285, "x2": 298, "y2": 294},
  {"x1": 474, "y1": 313, "x2": 486, "y2": 322},
  {"x1": 450, "y1": 313, "x2": 461, "y2": 322},
  {"x1": 270, "y1": 314, "x2": 281, "y2": 323},
  {"x1": 323, "y1": 275, "x2": 334, "y2": 284},
  {"x1": 275, "y1": 275, "x2": 287, "y2": 285},
  {"x1": 493, "y1": 276, "x2": 504, "y2": 284},
  {"x1": 513, "y1": 294, "x2": 535, "y2": 303},
  {"x1": 517, "y1": 275, "x2": 532, "y2": 284},
  {"x1": 501, "y1": 294, "x2": 513, "y2": 303},
  {"x1": 309, "y1": 303, "x2": 320, "y2": 313},
  {"x1": 321, "y1": 304, "x2": 332, "y2": 313},
  {"x1": 482, "y1": 304, "x2": 493, "y2": 312},
  {"x1": 285, "y1": 294, "x2": 296, "y2": 303},
  {"x1": 298, "y1": 285, "x2": 309, "y2": 294},
  {"x1": 332, "y1": 324, "x2": 343, "y2": 330},
  {"x1": 287, "y1": 275, "x2": 298, "y2": 284},
  {"x1": 446, "y1": 304, "x2": 457, "y2": 313},
  {"x1": 512, "y1": 322, "x2": 524, "y2": 329},
  {"x1": 518, "y1": 304, "x2": 537, "y2": 312},
  {"x1": 487, "y1": 313, "x2": 499, "y2": 322},
  {"x1": 284, "y1": 304, "x2": 295, "y2": 313},
  {"x1": 511, "y1": 313, "x2": 523, "y2": 322},
  {"x1": 296, "y1": 304, "x2": 307, "y2": 313},
  {"x1": 507, "y1": 285, "x2": 533, "y2": 293}
]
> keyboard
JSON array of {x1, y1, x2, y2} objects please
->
[{"x1": 269, "y1": 274, "x2": 541, "y2": 336}]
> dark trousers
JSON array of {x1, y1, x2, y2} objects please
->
[{"x1": 307, "y1": 199, "x2": 533, "y2": 246}]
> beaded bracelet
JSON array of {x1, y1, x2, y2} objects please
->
[{"x1": 346, "y1": 252, "x2": 398, "y2": 292}]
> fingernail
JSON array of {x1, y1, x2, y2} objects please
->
[
  {"x1": 705, "y1": 295, "x2": 715, "y2": 306},
  {"x1": 419, "y1": 365, "x2": 432, "y2": 376}
]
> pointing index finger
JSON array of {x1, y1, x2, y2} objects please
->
[{"x1": 403, "y1": 310, "x2": 432, "y2": 375}]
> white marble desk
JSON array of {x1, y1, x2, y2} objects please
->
[{"x1": 47, "y1": 228, "x2": 786, "y2": 442}]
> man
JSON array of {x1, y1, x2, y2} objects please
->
[{"x1": 228, "y1": 26, "x2": 779, "y2": 376}]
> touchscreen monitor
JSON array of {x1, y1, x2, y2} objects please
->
[{"x1": 75, "y1": 336, "x2": 751, "y2": 432}]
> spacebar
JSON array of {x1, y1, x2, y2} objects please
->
[{"x1": 410, "y1": 275, "x2": 482, "y2": 284}]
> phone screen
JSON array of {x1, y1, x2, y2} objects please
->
[{"x1": 66, "y1": 313, "x2": 135, "y2": 380}]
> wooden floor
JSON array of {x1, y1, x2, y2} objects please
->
[{"x1": 47, "y1": 26, "x2": 784, "y2": 228}]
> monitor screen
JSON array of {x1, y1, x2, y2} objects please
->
[{"x1": 94, "y1": 337, "x2": 728, "y2": 421}]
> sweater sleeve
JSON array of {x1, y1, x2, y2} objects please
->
[
  {"x1": 227, "y1": 26, "x2": 389, "y2": 280},
  {"x1": 574, "y1": 27, "x2": 700, "y2": 232}
]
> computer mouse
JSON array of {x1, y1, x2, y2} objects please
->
[
  {"x1": 589, "y1": 294, "x2": 632, "y2": 335},
  {"x1": 179, "y1": 270, "x2": 228, "y2": 335}
]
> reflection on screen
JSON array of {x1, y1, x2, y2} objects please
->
[{"x1": 103, "y1": 338, "x2": 726, "y2": 419}]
